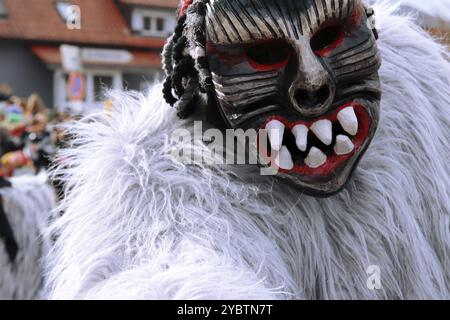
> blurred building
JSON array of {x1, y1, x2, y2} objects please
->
[{"x1": 0, "y1": 0, "x2": 178, "y2": 113}]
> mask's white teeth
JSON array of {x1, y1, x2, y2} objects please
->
[
  {"x1": 337, "y1": 107, "x2": 358, "y2": 136},
  {"x1": 265, "y1": 120, "x2": 285, "y2": 151},
  {"x1": 305, "y1": 147, "x2": 327, "y2": 169},
  {"x1": 334, "y1": 135, "x2": 355, "y2": 155},
  {"x1": 310, "y1": 119, "x2": 333, "y2": 146},
  {"x1": 275, "y1": 146, "x2": 294, "y2": 170},
  {"x1": 292, "y1": 124, "x2": 308, "y2": 152}
]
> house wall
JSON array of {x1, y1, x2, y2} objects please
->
[{"x1": 0, "y1": 41, "x2": 53, "y2": 107}]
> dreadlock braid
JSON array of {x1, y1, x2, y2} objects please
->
[
  {"x1": 162, "y1": 0, "x2": 211, "y2": 119},
  {"x1": 162, "y1": 14, "x2": 187, "y2": 106},
  {"x1": 185, "y1": 0, "x2": 212, "y2": 91}
]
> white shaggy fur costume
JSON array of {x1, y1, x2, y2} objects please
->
[
  {"x1": 45, "y1": 3, "x2": 450, "y2": 299},
  {"x1": 0, "y1": 173, "x2": 56, "y2": 299}
]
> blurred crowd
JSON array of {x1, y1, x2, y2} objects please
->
[{"x1": 0, "y1": 88, "x2": 70, "y2": 179}]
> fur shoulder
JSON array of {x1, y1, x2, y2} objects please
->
[{"x1": 45, "y1": 3, "x2": 450, "y2": 299}]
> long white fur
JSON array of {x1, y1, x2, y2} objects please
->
[
  {"x1": 0, "y1": 173, "x2": 56, "y2": 299},
  {"x1": 44, "y1": 2, "x2": 450, "y2": 299}
]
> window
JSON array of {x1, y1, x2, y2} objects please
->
[
  {"x1": 140, "y1": 15, "x2": 166, "y2": 35},
  {"x1": 142, "y1": 16, "x2": 165, "y2": 33},
  {"x1": 156, "y1": 18, "x2": 165, "y2": 32},
  {"x1": 0, "y1": 0, "x2": 8, "y2": 17},
  {"x1": 143, "y1": 16, "x2": 152, "y2": 31},
  {"x1": 131, "y1": 8, "x2": 174, "y2": 37},
  {"x1": 93, "y1": 76, "x2": 113, "y2": 102}
]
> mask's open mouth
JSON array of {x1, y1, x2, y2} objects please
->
[{"x1": 259, "y1": 102, "x2": 371, "y2": 177}]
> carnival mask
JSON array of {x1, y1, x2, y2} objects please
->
[{"x1": 204, "y1": 0, "x2": 381, "y2": 196}]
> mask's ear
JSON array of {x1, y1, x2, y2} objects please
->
[{"x1": 366, "y1": 7, "x2": 379, "y2": 40}]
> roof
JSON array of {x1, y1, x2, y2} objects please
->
[
  {"x1": 30, "y1": 45, "x2": 162, "y2": 69},
  {"x1": 120, "y1": 0, "x2": 179, "y2": 8},
  {"x1": 0, "y1": 0, "x2": 175, "y2": 48}
]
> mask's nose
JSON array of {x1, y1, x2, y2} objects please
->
[
  {"x1": 288, "y1": 38, "x2": 335, "y2": 117},
  {"x1": 293, "y1": 84, "x2": 332, "y2": 109}
]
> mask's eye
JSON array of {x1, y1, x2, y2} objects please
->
[
  {"x1": 246, "y1": 40, "x2": 292, "y2": 71},
  {"x1": 311, "y1": 25, "x2": 345, "y2": 57}
]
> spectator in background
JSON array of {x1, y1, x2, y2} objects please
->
[
  {"x1": 0, "y1": 93, "x2": 55, "y2": 176},
  {"x1": 25, "y1": 93, "x2": 48, "y2": 132}
]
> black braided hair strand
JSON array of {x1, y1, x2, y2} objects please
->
[{"x1": 162, "y1": 0, "x2": 211, "y2": 119}]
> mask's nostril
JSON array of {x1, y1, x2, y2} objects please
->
[{"x1": 294, "y1": 84, "x2": 331, "y2": 109}]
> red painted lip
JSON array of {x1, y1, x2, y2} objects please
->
[{"x1": 258, "y1": 102, "x2": 372, "y2": 177}]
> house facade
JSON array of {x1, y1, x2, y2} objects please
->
[{"x1": 0, "y1": 0, "x2": 178, "y2": 113}]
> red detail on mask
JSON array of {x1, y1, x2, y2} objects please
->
[
  {"x1": 207, "y1": 42, "x2": 246, "y2": 65},
  {"x1": 207, "y1": 40, "x2": 292, "y2": 71},
  {"x1": 351, "y1": 4, "x2": 363, "y2": 27},
  {"x1": 179, "y1": 0, "x2": 193, "y2": 17},
  {"x1": 246, "y1": 40, "x2": 292, "y2": 71},
  {"x1": 313, "y1": 27, "x2": 345, "y2": 57},
  {"x1": 247, "y1": 50, "x2": 291, "y2": 71}
]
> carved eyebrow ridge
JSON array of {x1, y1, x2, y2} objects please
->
[{"x1": 206, "y1": 0, "x2": 357, "y2": 44}]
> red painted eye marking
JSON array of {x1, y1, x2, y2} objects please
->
[
  {"x1": 311, "y1": 3, "x2": 364, "y2": 57},
  {"x1": 311, "y1": 24, "x2": 346, "y2": 57},
  {"x1": 246, "y1": 40, "x2": 292, "y2": 72},
  {"x1": 207, "y1": 42, "x2": 245, "y2": 65}
]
